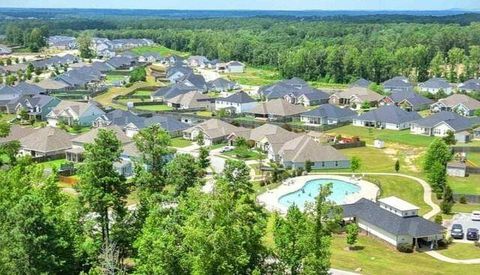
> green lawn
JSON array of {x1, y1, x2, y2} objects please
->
[
  {"x1": 331, "y1": 235, "x2": 480, "y2": 275},
  {"x1": 196, "y1": 111, "x2": 214, "y2": 117},
  {"x1": 448, "y1": 175, "x2": 480, "y2": 195},
  {"x1": 170, "y1": 137, "x2": 193, "y2": 148},
  {"x1": 39, "y1": 159, "x2": 70, "y2": 170},
  {"x1": 207, "y1": 143, "x2": 227, "y2": 151},
  {"x1": 131, "y1": 45, "x2": 189, "y2": 57},
  {"x1": 326, "y1": 125, "x2": 435, "y2": 147},
  {"x1": 364, "y1": 175, "x2": 431, "y2": 215},
  {"x1": 132, "y1": 90, "x2": 153, "y2": 97},
  {"x1": 222, "y1": 66, "x2": 280, "y2": 86},
  {"x1": 105, "y1": 74, "x2": 126, "y2": 84},
  {"x1": 117, "y1": 98, "x2": 145, "y2": 104},
  {"x1": 223, "y1": 148, "x2": 265, "y2": 161},
  {"x1": 467, "y1": 152, "x2": 480, "y2": 167},
  {"x1": 437, "y1": 243, "x2": 480, "y2": 260},
  {"x1": 134, "y1": 104, "x2": 173, "y2": 112},
  {"x1": 336, "y1": 147, "x2": 403, "y2": 173}
]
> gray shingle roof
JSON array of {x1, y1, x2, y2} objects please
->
[
  {"x1": 14, "y1": 82, "x2": 46, "y2": 96},
  {"x1": 382, "y1": 76, "x2": 413, "y2": 88},
  {"x1": 152, "y1": 83, "x2": 197, "y2": 99},
  {"x1": 420, "y1": 77, "x2": 452, "y2": 89},
  {"x1": 343, "y1": 198, "x2": 444, "y2": 238},
  {"x1": 207, "y1": 78, "x2": 236, "y2": 91},
  {"x1": 459, "y1": 79, "x2": 480, "y2": 91},
  {"x1": 388, "y1": 91, "x2": 433, "y2": 107},
  {"x1": 350, "y1": 78, "x2": 372, "y2": 88},
  {"x1": 258, "y1": 78, "x2": 309, "y2": 100},
  {"x1": 413, "y1": 111, "x2": 473, "y2": 131},
  {"x1": 301, "y1": 104, "x2": 357, "y2": 120},
  {"x1": 218, "y1": 91, "x2": 255, "y2": 104},
  {"x1": 131, "y1": 115, "x2": 189, "y2": 133},
  {"x1": 356, "y1": 105, "x2": 421, "y2": 124}
]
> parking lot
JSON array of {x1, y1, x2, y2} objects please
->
[{"x1": 449, "y1": 213, "x2": 480, "y2": 242}]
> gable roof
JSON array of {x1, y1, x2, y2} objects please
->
[
  {"x1": 152, "y1": 83, "x2": 197, "y2": 99},
  {"x1": 342, "y1": 198, "x2": 444, "y2": 238},
  {"x1": 129, "y1": 115, "x2": 189, "y2": 133},
  {"x1": 413, "y1": 111, "x2": 472, "y2": 131},
  {"x1": 436, "y1": 94, "x2": 480, "y2": 111},
  {"x1": 258, "y1": 78, "x2": 309, "y2": 100},
  {"x1": 278, "y1": 135, "x2": 348, "y2": 163},
  {"x1": 168, "y1": 91, "x2": 212, "y2": 108},
  {"x1": 96, "y1": 110, "x2": 142, "y2": 127},
  {"x1": 333, "y1": 87, "x2": 384, "y2": 102},
  {"x1": 420, "y1": 77, "x2": 452, "y2": 89},
  {"x1": 296, "y1": 88, "x2": 330, "y2": 101},
  {"x1": 19, "y1": 127, "x2": 73, "y2": 153},
  {"x1": 301, "y1": 104, "x2": 357, "y2": 119},
  {"x1": 459, "y1": 79, "x2": 480, "y2": 91},
  {"x1": 72, "y1": 125, "x2": 132, "y2": 145},
  {"x1": 350, "y1": 78, "x2": 372, "y2": 88},
  {"x1": 248, "y1": 123, "x2": 299, "y2": 142},
  {"x1": 184, "y1": 119, "x2": 247, "y2": 139},
  {"x1": 217, "y1": 91, "x2": 255, "y2": 104},
  {"x1": 207, "y1": 78, "x2": 236, "y2": 90},
  {"x1": 356, "y1": 105, "x2": 421, "y2": 124},
  {"x1": 382, "y1": 76, "x2": 413, "y2": 88},
  {"x1": 48, "y1": 100, "x2": 101, "y2": 118},
  {"x1": 14, "y1": 82, "x2": 46, "y2": 96},
  {"x1": 249, "y1": 99, "x2": 307, "y2": 117},
  {"x1": 388, "y1": 91, "x2": 433, "y2": 107},
  {"x1": 179, "y1": 73, "x2": 207, "y2": 90},
  {"x1": 0, "y1": 125, "x2": 37, "y2": 144}
]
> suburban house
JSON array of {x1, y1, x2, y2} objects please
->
[
  {"x1": 150, "y1": 83, "x2": 196, "y2": 102},
  {"x1": 380, "y1": 91, "x2": 433, "y2": 112},
  {"x1": 248, "y1": 98, "x2": 308, "y2": 121},
  {"x1": 222, "y1": 61, "x2": 245, "y2": 73},
  {"x1": 18, "y1": 126, "x2": 74, "y2": 159},
  {"x1": 183, "y1": 119, "x2": 249, "y2": 146},
  {"x1": 106, "y1": 56, "x2": 137, "y2": 70},
  {"x1": 295, "y1": 89, "x2": 330, "y2": 106},
  {"x1": 343, "y1": 197, "x2": 444, "y2": 248},
  {"x1": 47, "y1": 101, "x2": 105, "y2": 127},
  {"x1": 273, "y1": 135, "x2": 350, "y2": 169},
  {"x1": 57, "y1": 67, "x2": 104, "y2": 90},
  {"x1": 329, "y1": 87, "x2": 384, "y2": 110},
  {"x1": 410, "y1": 111, "x2": 473, "y2": 138},
  {"x1": 458, "y1": 79, "x2": 480, "y2": 93},
  {"x1": 178, "y1": 73, "x2": 208, "y2": 92},
  {"x1": 138, "y1": 52, "x2": 162, "y2": 63},
  {"x1": 35, "y1": 79, "x2": 70, "y2": 94},
  {"x1": 382, "y1": 76, "x2": 414, "y2": 93},
  {"x1": 187, "y1": 56, "x2": 210, "y2": 68},
  {"x1": 430, "y1": 94, "x2": 480, "y2": 117},
  {"x1": 90, "y1": 61, "x2": 114, "y2": 73},
  {"x1": 300, "y1": 104, "x2": 357, "y2": 126},
  {"x1": 350, "y1": 78, "x2": 372, "y2": 88},
  {"x1": 227, "y1": 123, "x2": 300, "y2": 152},
  {"x1": 14, "y1": 82, "x2": 46, "y2": 96},
  {"x1": 215, "y1": 91, "x2": 257, "y2": 114},
  {"x1": 166, "y1": 91, "x2": 213, "y2": 110},
  {"x1": 92, "y1": 109, "x2": 141, "y2": 128},
  {"x1": 166, "y1": 66, "x2": 194, "y2": 83},
  {"x1": 418, "y1": 77, "x2": 453, "y2": 95},
  {"x1": 0, "y1": 44, "x2": 13, "y2": 55},
  {"x1": 353, "y1": 105, "x2": 421, "y2": 130},
  {"x1": 123, "y1": 115, "x2": 189, "y2": 138},
  {"x1": 258, "y1": 78, "x2": 310, "y2": 101},
  {"x1": 0, "y1": 85, "x2": 22, "y2": 113},
  {"x1": 473, "y1": 127, "x2": 480, "y2": 140},
  {"x1": 48, "y1": 36, "x2": 76, "y2": 50},
  {"x1": 207, "y1": 78, "x2": 238, "y2": 92},
  {"x1": 15, "y1": 95, "x2": 61, "y2": 120}
]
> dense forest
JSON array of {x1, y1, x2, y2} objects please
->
[{"x1": 3, "y1": 14, "x2": 480, "y2": 84}]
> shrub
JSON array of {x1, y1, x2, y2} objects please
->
[
  {"x1": 397, "y1": 243, "x2": 413, "y2": 253},
  {"x1": 459, "y1": 195, "x2": 467, "y2": 204},
  {"x1": 474, "y1": 241, "x2": 480, "y2": 248},
  {"x1": 434, "y1": 215, "x2": 443, "y2": 225}
]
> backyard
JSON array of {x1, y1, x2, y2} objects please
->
[
  {"x1": 134, "y1": 104, "x2": 173, "y2": 112},
  {"x1": 170, "y1": 137, "x2": 193, "y2": 148},
  {"x1": 131, "y1": 45, "x2": 189, "y2": 57}
]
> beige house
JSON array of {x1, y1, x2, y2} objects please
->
[
  {"x1": 183, "y1": 119, "x2": 249, "y2": 146},
  {"x1": 248, "y1": 99, "x2": 307, "y2": 121},
  {"x1": 166, "y1": 91, "x2": 213, "y2": 110},
  {"x1": 329, "y1": 87, "x2": 383, "y2": 110},
  {"x1": 18, "y1": 127, "x2": 74, "y2": 158}
]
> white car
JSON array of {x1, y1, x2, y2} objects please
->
[
  {"x1": 472, "y1": 211, "x2": 480, "y2": 221},
  {"x1": 220, "y1": 146, "x2": 234, "y2": 153}
]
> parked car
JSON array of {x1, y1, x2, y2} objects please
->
[
  {"x1": 220, "y1": 146, "x2": 234, "y2": 153},
  {"x1": 451, "y1": 224, "x2": 464, "y2": 239},
  {"x1": 472, "y1": 211, "x2": 480, "y2": 221},
  {"x1": 467, "y1": 228, "x2": 479, "y2": 241}
]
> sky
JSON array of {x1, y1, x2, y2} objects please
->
[{"x1": 1, "y1": 0, "x2": 479, "y2": 11}]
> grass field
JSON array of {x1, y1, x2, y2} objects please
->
[
  {"x1": 131, "y1": 45, "x2": 189, "y2": 57},
  {"x1": 326, "y1": 125, "x2": 435, "y2": 147},
  {"x1": 170, "y1": 137, "x2": 193, "y2": 148},
  {"x1": 448, "y1": 175, "x2": 480, "y2": 195},
  {"x1": 132, "y1": 89, "x2": 153, "y2": 97},
  {"x1": 94, "y1": 82, "x2": 152, "y2": 108},
  {"x1": 437, "y1": 243, "x2": 480, "y2": 260},
  {"x1": 467, "y1": 152, "x2": 480, "y2": 167},
  {"x1": 222, "y1": 66, "x2": 280, "y2": 86},
  {"x1": 331, "y1": 234, "x2": 480, "y2": 275},
  {"x1": 38, "y1": 159, "x2": 70, "y2": 170},
  {"x1": 222, "y1": 148, "x2": 265, "y2": 161},
  {"x1": 134, "y1": 104, "x2": 173, "y2": 112}
]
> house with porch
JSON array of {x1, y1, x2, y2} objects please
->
[
  {"x1": 353, "y1": 105, "x2": 421, "y2": 130},
  {"x1": 183, "y1": 119, "x2": 249, "y2": 146},
  {"x1": 15, "y1": 95, "x2": 61, "y2": 120},
  {"x1": 47, "y1": 101, "x2": 105, "y2": 127},
  {"x1": 248, "y1": 98, "x2": 307, "y2": 121},
  {"x1": 18, "y1": 127, "x2": 73, "y2": 159},
  {"x1": 342, "y1": 197, "x2": 444, "y2": 248},
  {"x1": 329, "y1": 87, "x2": 383, "y2": 110},
  {"x1": 410, "y1": 111, "x2": 473, "y2": 138},
  {"x1": 419, "y1": 77, "x2": 453, "y2": 95},
  {"x1": 380, "y1": 91, "x2": 433, "y2": 112},
  {"x1": 300, "y1": 104, "x2": 357, "y2": 126},
  {"x1": 430, "y1": 94, "x2": 480, "y2": 117},
  {"x1": 215, "y1": 91, "x2": 257, "y2": 114}
]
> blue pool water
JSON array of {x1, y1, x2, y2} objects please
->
[{"x1": 278, "y1": 179, "x2": 360, "y2": 209}]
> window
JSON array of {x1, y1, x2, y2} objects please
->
[{"x1": 335, "y1": 161, "x2": 338, "y2": 167}]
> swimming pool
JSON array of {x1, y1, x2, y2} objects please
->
[{"x1": 278, "y1": 178, "x2": 360, "y2": 209}]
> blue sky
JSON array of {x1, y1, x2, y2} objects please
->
[{"x1": 1, "y1": 0, "x2": 479, "y2": 11}]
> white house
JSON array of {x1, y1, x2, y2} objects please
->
[
  {"x1": 410, "y1": 111, "x2": 473, "y2": 137},
  {"x1": 215, "y1": 91, "x2": 257, "y2": 114},
  {"x1": 418, "y1": 77, "x2": 453, "y2": 95},
  {"x1": 225, "y1": 61, "x2": 245, "y2": 73},
  {"x1": 353, "y1": 105, "x2": 421, "y2": 130},
  {"x1": 47, "y1": 101, "x2": 105, "y2": 127}
]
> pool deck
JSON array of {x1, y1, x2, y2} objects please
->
[{"x1": 257, "y1": 175, "x2": 380, "y2": 214}]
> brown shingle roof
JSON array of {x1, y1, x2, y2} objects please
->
[
  {"x1": 20, "y1": 127, "x2": 73, "y2": 153},
  {"x1": 249, "y1": 99, "x2": 307, "y2": 117}
]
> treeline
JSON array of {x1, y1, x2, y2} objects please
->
[
  {"x1": 4, "y1": 24, "x2": 48, "y2": 52},
  {"x1": 3, "y1": 17, "x2": 480, "y2": 82},
  {"x1": 0, "y1": 124, "x2": 340, "y2": 274}
]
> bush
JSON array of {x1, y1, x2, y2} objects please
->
[
  {"x1": 434, "y1": 215, "x2": 443, "y2": 224},
  {"x1": 396, "y1": 243, "x2": 413, "y2": 253},
  {"x1": 459, "y1": 195, "x2": 467, "y2": 204},
  {"x1": 474, "y1": 241, "x2": 480, "y2": 248}
]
